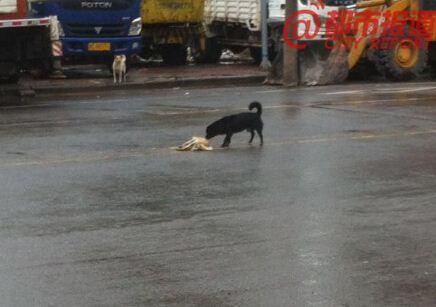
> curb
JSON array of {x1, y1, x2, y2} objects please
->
[{"x1": 2, "y1": 75, "x2": 266, "y2": 96}]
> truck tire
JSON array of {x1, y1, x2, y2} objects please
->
[
  {"x1": 373, "y1": 25, "x2": 428, "y2": 81},
  {"x1": 198, "y1": 37, "x2": 221, "y2": 63},
  {"x1": 161, "y1": 44, "x2": 187, "y2": 66}
]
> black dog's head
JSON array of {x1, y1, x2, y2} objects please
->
[
  {"x1": 205, "y1": 123, "x2": 218, "y2": 140},
  {"x1": 205, "y1": 118, "x2": 227, "y2": 139}
]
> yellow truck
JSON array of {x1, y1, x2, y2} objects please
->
[{"x1": 141, "y1": 0, "x2": 218, "y2": 65}]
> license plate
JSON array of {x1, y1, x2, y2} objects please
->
[{"x1": 88, "y1": 42, "x2": 111, "y2": 51}]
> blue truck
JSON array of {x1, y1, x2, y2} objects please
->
[{"x1": 31, "y1": 0, "x2": 142, "y2": 66}]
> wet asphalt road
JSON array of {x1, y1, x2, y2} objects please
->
[{"x1": 1, "y1": 82, "x2": 436, "y2": 306}]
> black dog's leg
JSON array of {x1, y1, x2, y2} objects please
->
[
  {"x1": 222, "y1": 133, "x2": 232, "y2": 147},
  {"x1": 248, "y1": 129, "x2": 255, "y2": 144},
  {"x1": 256, "y1": 129, "x2": 263, "y2": 145}
]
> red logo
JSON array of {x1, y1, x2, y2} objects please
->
[
  {"x1": 283, "y1": 10, "x2": 320, "y2": 50},
  {"x1": 283, "y1": 8, "x2": 432, "y2": 50}
]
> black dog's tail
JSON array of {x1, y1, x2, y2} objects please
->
[{"x1": 249, "y1": 101, "x2": 262, "y2": 115}]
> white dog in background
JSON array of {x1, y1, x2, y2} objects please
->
[{"x1": 112, "y1": 55, "x2": 126, "y2": 84}]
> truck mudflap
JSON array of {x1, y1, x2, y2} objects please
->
[{"x1": 51, "y1": 41, "x2": 63, "y2": 57}]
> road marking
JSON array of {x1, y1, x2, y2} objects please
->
[
  {"x1": 0, "y1": 103, "x2": 54, "y2": 110},
  {"x1": 2, "y1": 85, "x2": 434, "y2": 111},
  {"x1": 0, "y1": 96, "x2": 432, "y2": 128},
  {"x1": 0, "y1": 105, "x2": 301, "y2": 127},
  {"x1": 375, "y1": 86, "x2": 436, "y2": 93},
  {"x1": 2, "y1": 127, "x2": 436, "y2": 169},
  {"x1": 322, "y1": 85, "x2": 436, "y2": 96},
  {"x1": 144, "y1": 97, "x2": 429, "y2": 116},
  {"x1": 0, "y1": 119, "x2": 79, "y2": 128},
  {"x1": 152, "y1": 111, "x2": 219, "y2": 115},
  {"x1": 321, "y1": 97, "x2": 423, "y2": 105},
  {"x1": 252, "y1": 128, "x2": 436, "y2": 147},
  {"x1": 324, "y1": 90, "x2": 364, "y2": 95},
  {"x1": 255, "y1": 89, "x2": 292, "y2": 93}
]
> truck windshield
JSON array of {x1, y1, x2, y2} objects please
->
[{"x1": 57, "y1": 0, "x2": 135, "y2": 10}]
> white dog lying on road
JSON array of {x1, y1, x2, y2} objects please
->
[
  {"x1": 174, "y1": 137, "x2": 213, "y2": 151},
  {"x1": 112, "y1": 55, "x2": 126, "y2": 84}
]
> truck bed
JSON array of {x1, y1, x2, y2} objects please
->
[{"x1": 204, "y1": 0, "x2": 261, "y2": 31}]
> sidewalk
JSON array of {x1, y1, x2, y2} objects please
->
[{"x1": 1, "y1": 64, "x2": 267, "y2": 96}]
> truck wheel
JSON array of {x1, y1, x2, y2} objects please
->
[
  {"x1": 161, "y1": 44, "x2": 187, "y2": 66},
  {"x1": 198, "y1": 37, "x2": 221, "y2": 63},
  {"x1": 374, "y1": 25, "x2": 428, "y2": 81}
]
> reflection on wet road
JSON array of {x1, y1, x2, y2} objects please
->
[{"x1": 0, "y1": 81, "x2": 436, "y2": 306}]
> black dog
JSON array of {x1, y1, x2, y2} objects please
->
[{"x1": 206, "y1": 101, "x2": 263, "y2": 147}]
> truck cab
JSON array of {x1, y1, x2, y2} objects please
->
[{"x1": 32, "y1": 0, "x2": 142, "y2": 64}]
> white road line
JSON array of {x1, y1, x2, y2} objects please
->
[
  {"x1": 255, "y1": 89, "x2": 292, "y2": 93},
  {"x1": 1, "y1": 97, "x2": 426, "y2": 125},
  {"x1": 323, "y1": 90, "x2": 365, "y2": 95},
  {"x1": 323, "y1": 85, "x2": 436, "y2": 96},
  {"x1": 0, "y1": 103, "x2": 54, "y2": 109},
  {"x1": 335, "y1": 97, "x2": 423, "y2": 105},
  {"x1": 376, "y1": 86, "x2": 436, "y2": 93},
  {"x1": 0, "y1": 90, "x2": 430, "y2": 112}
]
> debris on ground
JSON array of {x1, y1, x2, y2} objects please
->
[
  {"x1": 300, "y1": 43, "x2": 349, "y2": 86},
  {"x1": 220, "y1": 49, "x2": 239, "y2": 61},
  {"x1": 318, "y1": 45, "x2": 349, "y2": 85},
  {"x1": 264, "y1": 43, "x2": 349, "y2": 86},
  {"x1": 264, "y1": 48, "x2": 283, "y2": 85}
]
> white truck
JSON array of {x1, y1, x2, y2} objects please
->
[
  {"x1": 203, "y1": 0, "x2": 286, "y2": 63},
  {"x1": 0, "y1": 0, "x2": 61, "y2": 82}
]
